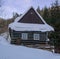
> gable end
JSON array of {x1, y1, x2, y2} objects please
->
[{"x1": 18, "y1": 7, "x2": 44, "y2": 24}]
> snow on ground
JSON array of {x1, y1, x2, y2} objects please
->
[
  {"x1": 0, "y1": 32, "x2": 11, "y2": 43},
  {"x1": 0, "y1": 32, "x2": 8, "y2": 39},
  {"x1": 0, "y1": 36, "x2": 60, "y2": 59},
  {"x1": 0, "y1": 36, "x2": 9, "y2": 45}
]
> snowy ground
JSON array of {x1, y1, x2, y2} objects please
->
[{"x1": 0, "y1": 35, "x2": 60, "y2": 59}]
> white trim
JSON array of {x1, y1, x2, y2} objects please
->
[
  {"x1": 21, "y1": 33, "x2": 28, "y2": 40},
  {"x1": 34, "y1": 34, "x2": 40, "y2": 40}
]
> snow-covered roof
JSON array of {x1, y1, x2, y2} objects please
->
[
  {"x1": 9, "y1": 7, "x2": 54, "y2": 32},
  {"x1": 9, "y1": 22, "x2": 54, "y2": 32}
]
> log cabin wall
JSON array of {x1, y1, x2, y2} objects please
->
[{"x1": 9, "y1": 28, "x2": 48, "y2": 45}]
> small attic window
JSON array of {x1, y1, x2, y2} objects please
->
[{"x1": 31, "y1": 12, "x2": 33, "y2": 14}]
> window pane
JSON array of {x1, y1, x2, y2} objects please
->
[
  {"x1": 12, "y1": 32, "x2": 19, "y2": 38},
  {"x1": 34, "y1": 34, "x2": 40, "y2": 40},
  {"x1": 21, "y1": 33, "x2": 28, "y2": 40}
]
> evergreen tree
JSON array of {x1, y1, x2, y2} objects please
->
[
  {"x1": 43, "y1": 7, "x2": 50, "y2": 24},
  {"x1": 37, "y1": 6, "x2": 44, "y2": 17},
  {"x1": 50, "y1": 0, "x2": 60, "y2": 53},
  {"x1": 50, "y1": 0, "x2": 60, "y2": 27},
  {"x1": 37, "y1": 6, "x2": 41, "y2": 14}
]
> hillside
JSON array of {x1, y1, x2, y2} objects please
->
[
  {"x1": 0, "y1": 36, "x2": 60, "y2": 59},
  {"x1": 0, "y1": 18, "x2": 15, "y2": 33}
]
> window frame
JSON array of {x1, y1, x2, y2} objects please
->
[
  {"x1": 21, "y1": 33, "x2": 28, "y2": 40},
  {"x1": 34, "y1": 33, "x2": 40, "y2": 40}
]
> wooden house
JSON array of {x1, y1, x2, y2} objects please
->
[{"x1": 9, "y1": 7, "x2": 54, "y2": 45}]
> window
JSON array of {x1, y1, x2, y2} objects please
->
[
  {"x1": 34, "y1": 34, "x2": 40, "y2": 40},
  {"x1": 13, "y1": 32, "x2": 19, "y2": 38},
  {"x1": 21, "y1": 33, "x2": 28, "y2": 40},
  {"x1": 11, "y1": 31, "x2": 19, "y2": 39}
]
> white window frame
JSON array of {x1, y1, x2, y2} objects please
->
[
  {"x1": 21, "y1": 33, "x2": 28, "y2": 40},
  {"x1": 34, "y1": 34, "x2": 40, "y2": 40}
]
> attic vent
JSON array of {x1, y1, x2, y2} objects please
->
[{"x1": 31, "y1": 12, "x2": 33, "y2": 14}]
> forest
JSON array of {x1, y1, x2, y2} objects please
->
[{"x1": 37, "y1": 0, "x2": 60, "y2": 49}]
